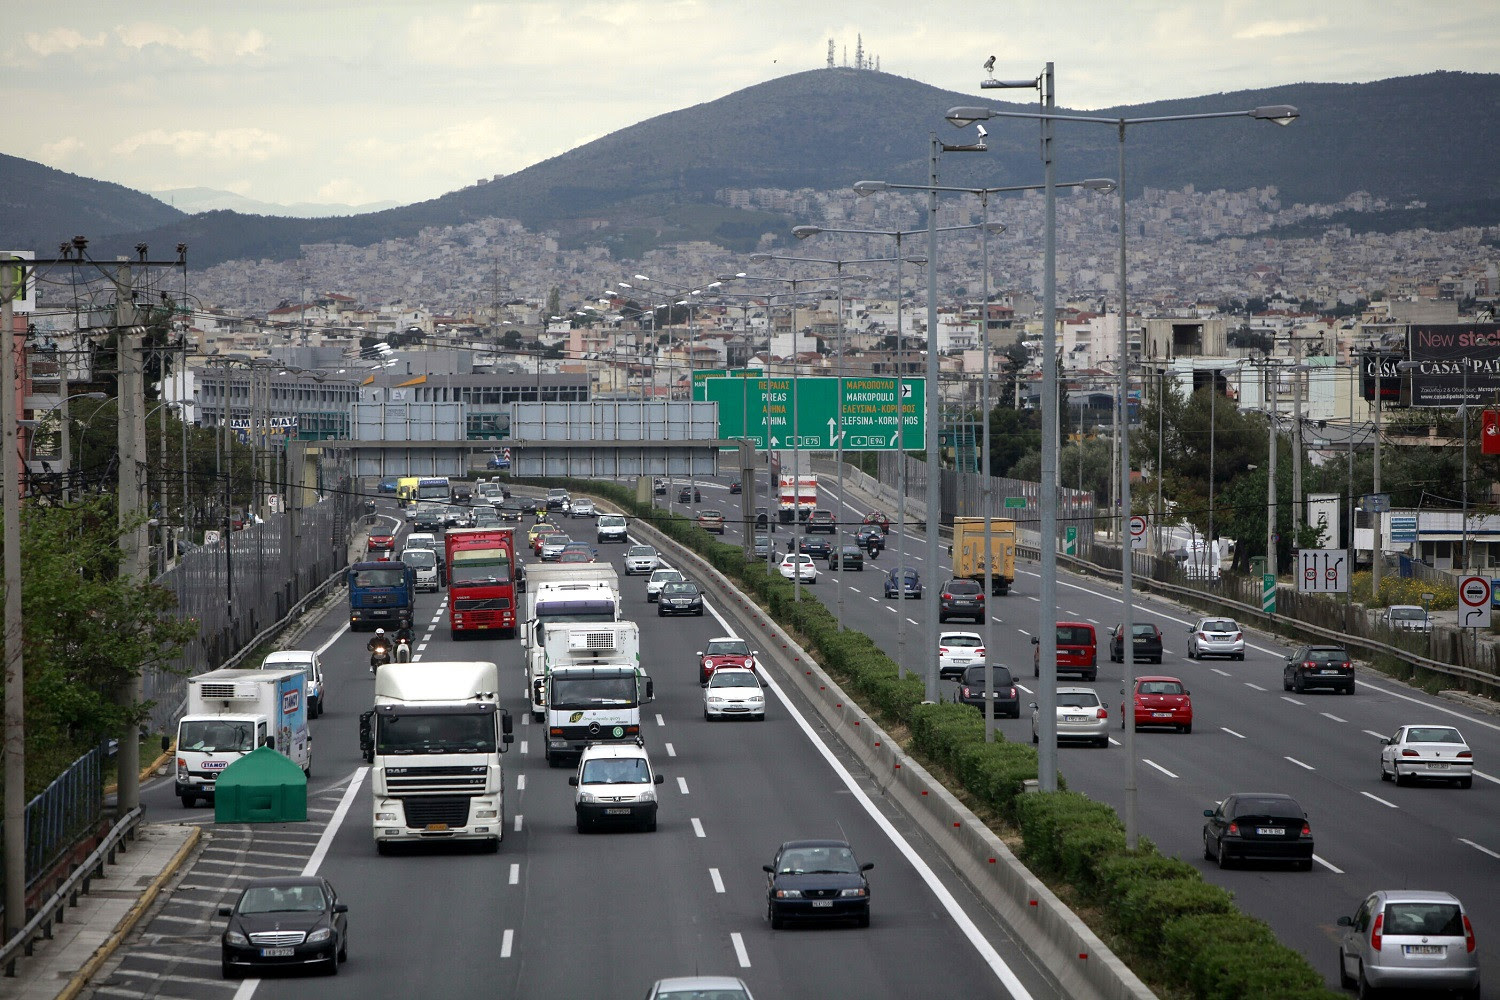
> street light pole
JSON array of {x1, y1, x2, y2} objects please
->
[{"x1": 2, "y1": 260, "x2": 26, "y2": 937}]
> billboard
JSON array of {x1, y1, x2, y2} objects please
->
[
  {"x1": 1359, "y1": 351, "x2": 1403, "y2": 403},
  {"x1": 1406, "y1": 324, "x2": 1500, "y2": 407}
]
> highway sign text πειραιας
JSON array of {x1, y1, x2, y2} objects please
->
[{"x1": 703, "y1": 376, "x2": 925, "y2": 451}]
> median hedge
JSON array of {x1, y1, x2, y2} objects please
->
[{"x1": 530, "y1": 477, "x2": 1343, "y2": 1000}]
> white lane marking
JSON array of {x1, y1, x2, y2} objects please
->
[
  {"x1": 1321, "y1": 712, "x2": 1347, "y2": 723},
  {"x1": 520, "y1": 741, "x2": 528, "y2": 755},
  {"x1": 1143, "y1": 759, "x2": 1178, "y2": 778},
  {"x1": 677, "y1": 776, "x2": 690, "y2": 795},
  {"x1": 656, "y1": 714, "x2": 666, "y2": 727},
  {"x1": 1363, "y1": 729, "x2": 1387, "y2": 740},
  {"x1": 1244, "y1": 682, "x2": 1267, "y2": 692},
  {"x1": 514, "y1": 814, "x2": 524, "y2": 832},
  {"x1": 1362, "y1": 792, "x2": 1399, "y2": 809},
  {"x1": 907, "y1": 618, "x2": 919, "y2": 626},
  {"x1": 314, "y1": 624, "x2": 350, "y2": 655},
  {"x1": 1356, "y1": 678, "x2": 1500, "y2": 735},
  {"x1": 1015, "y1": 683, "x2": 1034, "y2": 695},
  {"x1": 1211, "y1": 668, "x2": 1231, "y2": 677},
  {"x1": 691, "y1": 817, "x2": 705, "y2": 838},
  {"x1": 1026, "y1": 595, "x2": 1040, "y2": 602},
  {"x1": 1107, "y1": 736, "x2": 1121, "y2": 747},
  {"x1": 1285, "y1": 756, "x2": 1315, "y2": 771},
  {"x1": 710, "y1": 868, "x2": 725, "y2": 893},
  {"x1": 1460, "y1": 838, "x2": 1500, "y2": 859},
  {"x1": 1017, "y1": 628, "x2": 1032, "y2": 636},
  {"x1": 509, "y1": 863, "x2": 520, "y2": 885},
  {"x1": 731, "y1": 932, "x2": 751, "y2": 968},
  {"x1": 302, "y1": 767, "x2": 366, "y2": 877},
  {"x1": 1221, "y1": 727, "x2": 1247, "y2": 739},
  {"x1": 1314, "y1": 854, "x2": 1345, "y2": 874},
  {"x1": 1281, "y1": 696, "x2": 1305, "y2": 706},
  {"x1": 521, "y1": 714, "x2": 530, "y2": 726},
  {"x1": 517, "y1": 774, "x2": 526, "y2": 791},
  {"x1": 1476, "y1": 770, "x2": 1500, "y2": 785},
  {"x1": 848, "y1": 586, "x2": 862, "y2": 594},
  {"x1": 664, "y1": 742, "x2": 677, "y2": 757},
  {"x1": 501, "y1": 928, "x2": 514, "y2": 958},
  {"x1": 1085, "y1": 617, "x2": 1099, "y2": 625}
]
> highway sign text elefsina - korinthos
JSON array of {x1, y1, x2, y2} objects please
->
[{"x1": 703, "y1": 376, "x2": 925, "y2": 451}]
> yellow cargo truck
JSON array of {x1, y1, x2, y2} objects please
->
[
  {"x1": 395, "y1": 476, "x2": 420, "y2": 506},
  {"x1": 953, "y1": 516, "x2": 1016, "y2": 595}
]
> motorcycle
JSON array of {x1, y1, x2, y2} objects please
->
[
  {"x1": 394, "y1": 637, "x2": 412, "y2": 663},
  {"x1": 867, "y1": 541, "x2": 880, "y2": 561},
  {"x1": 369, "y1": 642, "x2": 391, "y2": 672}
]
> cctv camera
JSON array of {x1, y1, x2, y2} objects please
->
[{"x1": 976, "y1": 124, "x2": 988, "y2": 139}]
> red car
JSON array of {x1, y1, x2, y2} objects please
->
[
  {"x1": 863, "y1": 510, "x2": 891, "y2": 534},
  {"x1": 1121, "y1": 675, "x2": 1193, "y2": 733},
  {"x1": 1032, "y1": 622, "x2": 1098, "y2": 682},
  {"x1": 698, "y1": 636, "x2": 757, "y2": 686},
  {"x1": 367, "y1": 533, "x2": 395, "y2": 558}
]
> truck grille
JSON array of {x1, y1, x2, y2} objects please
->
[
  {"x1": 385, "y1": 766, "x2": 487, "y2": 792},
  {"x1": 455, "y1": 597, "x2": 512, "y2": 611},
  {"x1": 403, "y1": 796, "x2": 471, "y2": 829}
]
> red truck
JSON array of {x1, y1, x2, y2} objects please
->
[{"x1": 444, "y1": 527, "x2": 518, "y2": 639}]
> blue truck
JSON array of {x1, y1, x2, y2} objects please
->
[{"x1": 349, "y1": 560, "x2": 416, "y2": 631}]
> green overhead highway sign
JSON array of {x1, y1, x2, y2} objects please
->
[
  {"x1": 693, "y1": 368, "x2": 759, "y2": 400},
  {"x1": 702, "y1": 375, "x2": 925, "y2": 451}
]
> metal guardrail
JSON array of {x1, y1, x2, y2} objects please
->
[
  {"x1": 0, "y1": 744, "x2": 106, "y2": 931},
  {"x1": 0, "y1": 806, "x2": 142, "y2": 977}
]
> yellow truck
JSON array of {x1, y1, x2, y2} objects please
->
[
  {"x1": 395, "y1": 476, "x2": 420, "y2": 506},
  {"x1": 952, "y1": 516, "x2": 1016, "y2": 595}
]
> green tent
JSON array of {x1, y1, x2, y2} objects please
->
[{"x1": 213, "y1": 746, "x2": 308, "y2": 823}]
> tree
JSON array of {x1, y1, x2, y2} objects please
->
[
  {"x1": 546, "y1": 286, "x2": 561, "y2": 318},
  {"x1": 988, "y1": 407, "x2": 1039, "y2": 479}
]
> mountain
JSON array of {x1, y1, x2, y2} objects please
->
[
  {"x1": 0, "y1": 153, "x2": 185, "y2": 253},
  {"x1": 149, "y1": 187, "x2": 402, "y2": 218},
  {"x1": 6, "y1": 68, "x2": 1500, "y2": 269}
]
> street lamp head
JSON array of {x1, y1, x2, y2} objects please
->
[
  {"x1": 1396, "y1": 361, "x2": 1421, "y2": 372},
  {"x1": 945, "y1": 106, "x2": 993, "y2": 128},
  {"x1": 1081, "y1": 178, "x2": 1118, "y2": 192},
  {"x1": 981, "y1": 222, "x2": 1007, "y2": 235},
  {"x1": 852, "y1": 181, "x2": 888, "y2": 197},
  {"x1": 748, "y1": 253, "x2": 772, "y2": 262},
  {"x1": 618, "y1": 281, "x2": 632, "y2": 289},
  {"x1": 1250, "y1": 104, "x2": 1300, "y2": 126},
  {"x1": 633, "y1": 273, "x2": 650, "y2": 282},
  {"x1": 791, "y1": 226, "x2": 822, "y2": 240}
]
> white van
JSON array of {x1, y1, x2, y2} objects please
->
[
  {"x1": 569, "y1": 743, "x2": 663, "y2": 833},
  {"x1": 261, "y1": 649, "x2": 326, "y2": 718},
  {"x1": 402, "y1": 547, "x2": 441, "y2": 592}
]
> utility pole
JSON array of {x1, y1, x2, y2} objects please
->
[
  {"x1": 3, "y1": 259, "x2": 26, "y2": 937},
  {"x1": 115, "y1": 262, "x2": 148, "y2": 813}
]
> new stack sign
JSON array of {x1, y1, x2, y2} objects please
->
[
  {"x1": 1406, "y1": 323, "x2": 1500, "y2": 407},
  {"x1": 701, "y1": 374, "x2": 925, "y2": 451}
]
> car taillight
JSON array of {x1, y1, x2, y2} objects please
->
[
  {"x1": 1009, "y1": 687, "x2": 1016, "y2": 698},
  {"x1": 961, "y1": 687, "x2": 971, "y2": 697},
  {"x1": 941, "y1": 592, "x2": 952, "y2": 600},
  {"x1": 1096, "y1": 708, "x2": 1108, "y2": 719},
  {"x1": 1400, "y1": 748, "x2": 1420, "y2": 757},
  {"x1": 976, "y1": 594, "x2": 984, "y2": 602},
  {"x1": 1304, "y1": 661, "x2": 1316, "y2": 670},
  {"x1": 1227, "y1": 822, "x2": 1239, "y2": 835},
  {"x1": 1371, "y1": 912, "x2": 1384, "y2": 951},
  {"x1": 939, "y1": 647, "x2": 949, "y2": 655},
  {"x1": 976, "y1": 648, "x2": 985, "y2": 657},
  {"x1": 1464, "y1": 913, "x2": 1476, "y2": 952},
  {"x1": 1300, "y1": 822, "x2": 1311, "y2": 837},
  {"x1": 1232, "y1": 632, "x2": 1243, "y2": 640},
  {"x1": 1458, "y1": 750, "x2": 1473, "y2": 759},
  {"x1": 1342, "y1": 662, "x2": 1351, "y2": 670}
]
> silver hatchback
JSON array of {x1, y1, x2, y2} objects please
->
[
  {"x1": 1338, "y1": 889, "x2": 1479, "y2": 998},
  {"x1": 1186, "y1": 617, "x2": 1244, "y2": 660},
  {"x1": 1031, "y1": 687, "x2": 1110, "y2": 748}
]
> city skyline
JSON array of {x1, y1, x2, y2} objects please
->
[{"x1": 8, "y1": 1, "x2": 1498, "y2": 209}]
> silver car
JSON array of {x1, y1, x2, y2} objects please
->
[
  {"x1": 1382, "y1": 604, "x2": 1432, "y2": 633},
  {"x1": 570, "y1": 497, "x2": 597, "y2": 518},
  {"x1": 646, "y1": 976, "x2": 756, "y2": 1000},
  {"x1": 1186, "y1": 617, "x2": 1245, "y2": 660},
  {"x1": 1380, "y1": 724, "x2": 1473, "y2": 788},
  {"x1": 1031, "y1": 687, "x2": 1110, "y2": 748},
  {"x1": 1338, "y1": 890, "x2": 1479, "y2": 998},
  {"x1": 624, "y1": 545, "x2": 660, "y2": 575}
]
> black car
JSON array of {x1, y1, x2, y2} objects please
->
[
  {"x1": 729, "y1": 480, "x2": 742, "y2": 494},
  {"x1": 854, "y1": 525, "x2": 885, "y2": 553},
  {"x1": 678, "y1": 486, "x2": 701, "y2": 504},
  {"x1": 884, "y1": 567, "x2": 921, "y2": 599},
  {"x1": 807, "y1": 509, "x2": 837, "y2": 533},
  {"x1": 497, "y1": 500, "x2": 525, "y2": 521},
  {"x1": 658, "y1": 581, "x2": 705, "y2": 617},
  {"x1": 412, "y1": 508, "x2": 444, "y2": 533},
  {"x1": 517, "y1": 497, "x2": 540, "y2": 514},
  {"x1": 798, "y1": 535, "x2": 832, "y2": 559},
  {"x1": 829, "y1": 545, "x2": 864, "y2": 571},
  {"x1": 1202, "y1": 792, "x2": 1314, "y2": 870},
  {"x1": 952, "y1": 664, "x2": 1020, "y2": 718},
  {"x1": 938, "y1": 579, "x2": 985, "y2": 623},
  {"x1": 764, "y1": 839, "x2": 873, "y2": 928},
  {"x1": 220, "y1": 876, "x2": 348, "y2": 978},
  {"x1": 1109, "y1": 622, "x2": 1164, "y2": 664},
  {"x1": 1283, "y1": 644, "x2": 1355, "y2": 694}
]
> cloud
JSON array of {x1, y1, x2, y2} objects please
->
[
  {"x1": 316, "y1": 178, "x2": 370, "y2": 204},
  {"x1": 39, "y1": 137, "x2": 87, "y2": 163},
  {"x1": 114, "y1": 23, "x2": 267, "y2": 62},
  {"x1": 1234, "y1": 18, "x2": 1326, "y2": 41},
  {"x1": 111, "y1": 127, "x2": 285, "y2": 161},
  {"x1": 24, "y1": 28, "x2": 107, "y2": 57}
]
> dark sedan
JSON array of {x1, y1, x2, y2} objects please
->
[
  {"x1": 952, "y1": 664, "x2": 1019, "y2": 718},
  {"x1": 1283, "y1": 644, "x2": 1355, "y2": 694},
  {"x1": 1202, "y1": 792, "x2": 1314, "y2": 870},
  {"x1": 658, "y1": 581, "x2": 705, "y2": 617},
  {"x1": 938, "y1": 579, "x2": 984, "y2": 623},
  {"x1": 854, "y1": 525, "x2": 885, "y2": 553},
  {"x1": 828, "y1": 545, "x2": 864, "y2": 571},
  {"x1": 1109, "y1": 622, "x2": 1164, "y2": 664},
  {"x1": 764, "y1": 839, "x2": 873, "y2": 928},
  {"x1": 798, "y1": 536, "x2": 832, "y2": 559},
  {"x1": 220, "y1": 876, "x2": 348, "y2": 978},
  {"x1": 729, "y1": 479, "x2": 742, "y2": 494}
]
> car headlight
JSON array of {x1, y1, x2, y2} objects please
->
[
  {"x1": 475, "y1": 809, "x2": 498, "y2": 819},
  {"x1": 376, "y1": 811, "x2": 398, "y2": 821},
  {"x1": 775, "y1": 889, "x2": 803, "y2": 898},
  {"x1": 225, "y1": 929, "x2": 249, "y2": 946},
  {"x1": 708, "y1": 695, "x2": 726, "y2": 703},
  {"x1": 578, "y1": 792, "x2": 598, "y2": 804},
  {"x1": 839, "y1": 887, "x2": 868, "y2": 897},
  {"x1": 307, "y1": 927, "x2": 332, "y2": 943}
]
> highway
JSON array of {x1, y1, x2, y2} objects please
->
[
  {"x1": 675, "y1": 471, "x2": 1500, "y2": 996},
  {"x1": 99, "y1": 495, "x2": 1072, "y2": 1000}
]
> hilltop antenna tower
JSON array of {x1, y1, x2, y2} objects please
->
[
  {"x1": 856, "y1": 34, "x2": 864, "y2": 70},
  {"x1": 827, "y1": 39, "x2": 834, "y2": 68}
]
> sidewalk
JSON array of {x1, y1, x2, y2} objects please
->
[{"x1": 0, "y1": 823, "x2": 199, "y2": 1000}]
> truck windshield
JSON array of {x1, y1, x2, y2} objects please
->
[
  {"x1": 353, "y1": 567, "x2": 406, "y2": 588},
  {"x1": 179, "y1": 720, "x2": 255, "y2": 753},
  {"x1": 376, "y1": 713, "x2": 496, "y2": 754},
  {"x1": 550, "y1": 676, "x2": 638, "y2": 708},
  {"x1": 451, "y1": 554, "x2": 511, "y2": 586},
  {"x1": 403, "y1": 550, "x2": 436, "y2": 568}
]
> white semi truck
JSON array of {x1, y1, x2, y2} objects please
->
[
  {"x1": 522, "y1": 563, "x2": 621, "y2": 720},
  {"x1": 175, "y1": 667, "x2": 312, "y2": 808},
  {"x1": 359, "y1": 661, "x2": 515, "y2": 855},
  {"x1": 540, "y1": 621, "x2": 653, "y2": 767}
]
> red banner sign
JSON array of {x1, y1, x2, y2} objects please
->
[{"x1": 1483, "y1": 409, "x2": 1500, "y2": 455}]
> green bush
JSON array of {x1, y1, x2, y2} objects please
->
[
  {"x1": 1116, "y1": 878, "x2": 1236, "y2": 954},
  {"x1": 1014, "y1": 792, "x2": 1122, "y2": 875},
  {"x1": 1093, "y1": 849, "x2": 1200, "y2": 908}
]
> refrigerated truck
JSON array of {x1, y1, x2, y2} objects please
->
[
  {"x1": 542, "y1": 621, "x2": 651, "y2": 767},
  {"x1": 522, "y1": 564, "x2": 621, "y2": 719},
  {"x1": 175, "y1": 668, "x2": 311, "y2": 808}
]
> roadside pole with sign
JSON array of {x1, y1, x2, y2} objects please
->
[
  {"x1": 1128, "y1": 515, "x2": 1147, "y2": 550},
  {"x1": 1459, "y1": 575, "x2": 1493, "y2": 629}
]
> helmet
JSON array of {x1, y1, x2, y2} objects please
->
[{"x1": 375, "y1": 628, "x2": 386, "y2": 635}]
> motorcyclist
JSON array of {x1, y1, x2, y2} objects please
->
[
  {"x1": 368, "y1": 628, "x2": 392, "y2": 671},
  {"x1": 867, "y1": 535, "x2": 881, "y2": 560},
  {"x1": 393, "y1": 616, "x2": 415, "y2": 661}
]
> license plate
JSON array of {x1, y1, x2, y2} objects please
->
[
  {"x1": 1255, "y1": 827, "x2": 1285, "y2": 836},
  {"x1": 1153, "y1": 712, "x2": 1171, "y2": 718},
  {"x1": 811, "y1": 900, "x2": 833, "y2": 908},
  {"x1": 604, "y1": 808, "x2": 632, "y2": 816},
  {"x1": 1066, "y1": 715, "x2": 1086, "y2": 722},
  {"x1": 1428, "y1": 762, "x2": 1450, "y2": 770},
  {"x1": 1404, "y1": 944, "x2": 1444, "y2": 955},
  {"x1": 426, "y1": 823, "x2": 448, "y2": 831},
  {"x1": 1320, "y1": 669, "x2": 1341, "y2": 675},
  {"x1": 261, "y1": 947, "x2": 295, "y2": 957}
]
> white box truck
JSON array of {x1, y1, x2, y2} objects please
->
[
  {"x1": 541, "y1": 621, "x2": 653, "y2": 767},
  {"x1": 522, "y1": 564, "x2": 621, "y2": 720},
  {"x1": 359, "y1": 661, "x2": 515, "y2": 854},
  {"x1": 175, "y1": 668, "x2": 312, "y2": 808}
]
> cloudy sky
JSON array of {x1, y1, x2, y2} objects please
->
[{"x1": 9, "y1": 1, "x2": 1497, "y2": 209}]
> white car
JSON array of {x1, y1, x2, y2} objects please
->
[
  {"x1": 597, "y1": 514, "x2": 628, "y2": 543},
  {"x1": 1186, "y1": 617, "x2": 1245, "y2": 660},
  {"x1": 624, "y1": 545, "x2": 660, "y2": 575},
  {"x1": 569, "y1": 743, "x2": 663, "y2": 833},
  {"x1": 938, "y1": 631, "x2": 985, "y2": 681},
  {"x1": 703, "y1": 668, "x2": 766, "y2": 721},
  {"x1": 571, "y1": 498, "x2": 597, "y2": 518},
  {"x1": 1380, "y1": 724, "x2": 1473, "y2": 787},
  {"x1": 1031, "y1": 687, "x2": 1110, "y2": 748},
  {"x1": 646, "y1": 568, "x2": 684, "y2": 602},
  {"x1": 261, "y1": 649, "x2": 325, "y2": 718},
  {"x1": 1382, "y1": 605, "x2": 1432, "y2": 633},
  {"x1": 778, "y1": 553, "x2": 817, "y2": 583}
]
